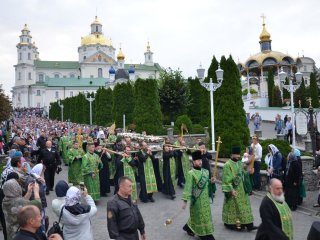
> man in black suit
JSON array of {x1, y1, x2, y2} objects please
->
[{"x1": 38, "y1": 140, "x2": 61, "y2": 195}]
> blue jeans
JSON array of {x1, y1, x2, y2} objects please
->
[
  {"x1": 254, "y1": 123, "x2": 260, "y2": 131},
  {"x1": 253, "y1": 161, "x2": 261, "y2": 190}
]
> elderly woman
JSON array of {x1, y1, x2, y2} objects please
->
[
  {"x1": 2, "y1": 179, "x2": 41, "y2": 239},
  {"x1": 266, "y1": 144, "x2": 283, "y2": 181},
  {"x1": 52, "y1": 180, "x2": 69, "y2": 218},
  {"x1": 284, "y1": 152, "x2": 302, "y2": 211},
  {"x1": 62, "y1": 186, "x2": 97, "y2": 240}
]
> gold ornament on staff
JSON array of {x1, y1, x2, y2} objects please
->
[
  {"x1": 164, "y1": 209, "x2": 184, "y2": 226},
  {"x1": 213, "y1": 136, "x2": 222, "y2": 178}
]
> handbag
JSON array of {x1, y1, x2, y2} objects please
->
[{"x1": 47, "y1": 206, "x2": 64, "y2": 238}]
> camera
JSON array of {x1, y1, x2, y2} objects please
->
[{"x1": 56, "y1": 166, "x2": 62, "y2": 174}]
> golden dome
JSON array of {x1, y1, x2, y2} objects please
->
[
  {"x1": 22, "y1": 24, "x2": 29, "y2": 31},
  {"x1": 259, "y1": 23, "x2": 271, "y2": 42},
  {"x1": 91, "y1": 16, "x2": 101, "y2": 25},
  {"x1": 81, "y1": 33, "x2": 112, "y2": 46},
  {"x1": 245, "y1": 51, "x2": 293, "y2": 66},
  {"x1": 117, "y1": 48, "x2": 125, "y2": 60},
  {"x1": 146, "y1": 41, "x2": 151, "y2": 51}
]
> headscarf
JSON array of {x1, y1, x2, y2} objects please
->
[
  {"x1": 6, "y1": 172, "x2": 19, "y2": 181},
  {"x1": 268, "y1": 144, "x2": 279, "y2": 155},
  {"x1": 293, "y1": 148, "x2": 301, "y2": 157},
  {"x1": 30, "y1": 163, "x2": 44, "y2": 179},
  {"x1": 2, "y1": 179, "x2": 22, "y2": 198},
  {"x1": 65, "y1": 186, "x2": 81, "y2": 206},
  {"x1": 65, "y1": 186, "x2": 90, "y2": 215},
  {"x1": 286, "y1": 152, "x2": 297, "y2": 176},
  {"x1": 55, "y1": 180, "x2": 69, "y2": 197}
]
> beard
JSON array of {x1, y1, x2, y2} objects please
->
[{"x1": 271, "y1": 192, "x2": 285, "y2": 203}]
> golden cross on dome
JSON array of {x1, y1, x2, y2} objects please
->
[{"x1": 261, "y1": 14, "x2": 266, "y2": 25}]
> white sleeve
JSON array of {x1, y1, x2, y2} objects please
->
[
  {"x1": 85, "y1": 195, "x2": 97, "y2": 218},
  {"x1": 255, "y1": 145, "x2": 262, "y2": 161}
]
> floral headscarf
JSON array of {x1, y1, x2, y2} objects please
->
[{"x1": 65, "y1": 186, "x2": 81, "y2": 206}]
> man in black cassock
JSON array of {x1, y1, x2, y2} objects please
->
[
  {"x1": 94, "y1": 144, "x2": 111, "y2": 196},
  {"x1": 255, "y1": 178, "x2": 293, "y2": 240}
]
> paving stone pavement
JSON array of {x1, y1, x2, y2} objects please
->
[{"x1": 0, "y1": 163, "x2": 315, "y2": 240}]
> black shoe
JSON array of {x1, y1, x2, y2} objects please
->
[
  {"x1": 140, "y1": 199, "x2": 148, "y2": 203},
  {"x1": 49, "y1": 188, "x2": 54, "y2": 191},
  {"x1": 171, "y1": 195, "x2": 176, "y2": 200},
  {"x1": 247, "y1": 226, "x2": 258, "y2": 232},
  {"x1": 183, "y1": 225, "x2": 195, "y2": 236},
  {"x1": 149, "y1": 197, "x2": 155, "y2": 202},
  {"x1": 46, "y1": 191, "x2": 50, "y2": 195}
]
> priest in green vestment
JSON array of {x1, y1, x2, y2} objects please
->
[
  {"x1": 181, "y1": 150, "x2": 215, "y2": 240},
  {"x1": 256, "y1": 178, "x2": 293, "y2": 240},
  {"x1": 59, "y1": 134, "x2": 72, "y2": 165},
  {"x1": 68, "y1": 141, "x2": 85, "y2": 185},
  {"x1": 222, "y1": 146, "x2": 257, "y2": 231},
  {"x1": 81, "y1": 142, "x2": 103, "y2": 200}
]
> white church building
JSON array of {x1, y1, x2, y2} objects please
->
[{"x1": 12, "y1": 16, "x2": 163, "y2": 109}]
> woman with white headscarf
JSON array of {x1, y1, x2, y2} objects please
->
[
  {"x1": 62, "y1": 186, "x2": 97, "y2": 240},
  {"x1": 266, "y1": 144, "x2": 283, "y2": 181}
]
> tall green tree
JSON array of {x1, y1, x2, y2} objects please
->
[
  {"x1": 309, "y1": 72, "x2": 319, "y2": 108},
  {"x1": 294, "y1": 77, "x2": 307, "y2": 108},
  {"x1": 214, "y1": 55, "x2": 250, "y2": 156},
  {"x1": 49, "y1": 102, "x2": 60, "y2": 120},
  {"x1": 95, "y1": 87, "x2": 113, "y2": 126},
  {"x1": 267, "y1": 68, "x2": 275, "y2": 106},
  {"x1": 272, "y1": 85, "x2": 282, "y2": 107},
  {"x1": 133, "y1": 79, "x2": 163, "y2": 134},
  {"x1": 159, "y1": 68, "x2": 190, "y2": 123},
  {"x1": 113, "y1": 82, "x2": 134, "y2": 128},
  {"x1": 75, "y1": 93, "x2": 89, "y2": 124},
  {"x1": 282, "y1": 77, "x2": 290, "y2": 105},
  {"x1": 0, "y1": 86, "x2": 11, "y2": 121},
  {"x1": 187, "y1": 77, "x2": 208, "y2": 125}
]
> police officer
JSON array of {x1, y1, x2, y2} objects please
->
[
  {"x1": 38, "y1": 141, "x2": 61, "y2": 195},
  {"x1": 107, "y1": 176, "x2": 146, "y2": 240}
]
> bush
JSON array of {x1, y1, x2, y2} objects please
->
[
  {"x1": 242, "y1": 88, "x2": 258, "y2": 96},
  {"x1": 260, "y1": 139, "x2": 291, "y2": 170},
  {"x1": 175, "y1": 115, "x2": 192, "y2": 134},
  {"x1": 190, "y1": 124, "x2": 203, "y2": 134}
]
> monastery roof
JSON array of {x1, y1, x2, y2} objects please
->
[
  {"x1": 34, "y1": 60, "x2": 80, "y2": 69},
  {"x1": 125, "y1": 63, "x2": 162, "y2": 72}
]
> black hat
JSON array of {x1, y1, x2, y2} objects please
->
[
  {"x1": 231, "y1": 146, "x2": 241, "y2": 155},
  {"x1": 192, "y1": 151, "x2": 202, "y2": 161}
]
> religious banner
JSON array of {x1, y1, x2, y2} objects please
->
[{"x1": 295, "y1": 112, "x2": 308, "y2": 135}]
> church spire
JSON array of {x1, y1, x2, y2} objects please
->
[{"x1": 259, "y1": 14, "x2": 272, "y2": 52}]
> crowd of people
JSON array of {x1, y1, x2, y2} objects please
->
[{"x1": 0, "y1": 107, "x2": 318, "y2": 240}]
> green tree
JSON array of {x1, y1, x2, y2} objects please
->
[
  {"x1": 187, "y1": 77, "x2": 208, "y2": 124},
  {"x1": 294, "y1": 77, "x2": 307, "y2": 108},
  {"x1": 95, "y1": 87, "x2": 113, "y2": 126},
  {"x1": 282, "y1": 77, "x2": 290, "y2": 105},
  {"x1": 214, "y1": 55, "x2": 250, "y2": 156},
  {"x1": 49, "y1": 102, "x2": 60, "y2": 120},
  {"x1": 272, "y1": 85, "x2": 282, "y2": 107},
  {"x1": 267, "y1": 68, "x2": 275, "y2": 106},
  {"x1": 133, "y1": 79, "x2": 163, "y2": 134},
  {"x1": 309, "y1": 72, "x2": 319, "y2": 108},
  {"x1": 113, "y1": 82, "x2": 134, "y2": 128},
  {"x1": 0, "y1": 86, "x2": 11, "y2": 121},
  {"x1": 75, "y1": 93, "x2": 89, "y2": 124},
  {"x1": 159, "y1": 68, "x2": 190, "y2": 123}
]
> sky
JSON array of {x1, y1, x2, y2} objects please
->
[{"x1": 1, "y1": 0, "x2": 320, "y2": 96}]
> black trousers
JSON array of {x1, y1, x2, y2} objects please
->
[
  {"x1": 44, "y1": 165, "x2": 56, "y2": 191},
  {"x1": 253, "y1": 161, "x2": 261, "y2": 190},
  {"x1": 183, "y1": 224, "x2": 215, "y2": 240},
  {"x1": 0, "y1": 190, "x2": 7, "y2": 240},
  {"x1": 176, "y1": 158, "x2": 185, "y2": 186}
]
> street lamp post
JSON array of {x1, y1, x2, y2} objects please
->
[
  {"x1": 48, "y1": 105, "x2": 51, "y2": 119},
  {"x1": 58, "y1": 100, "x2": 64, "y2": 122},
  {"x1": 197, "y1": 64, "x2": 224, "y2": 151},
  {"x1": 86, "y1": 93, "x2": 95, "y2": 125},
  {"x1": 279, "y1": 67, "x2": 303, "y2": 148}
]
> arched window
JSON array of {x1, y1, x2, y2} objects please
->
[
  {"x1": 98, "y1": 68, "x2": 103, "y2": 78},
  {"x1": 96, "y1": 26, "x2": 98, "y2": 32}
]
